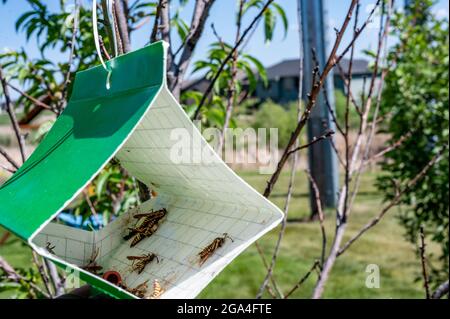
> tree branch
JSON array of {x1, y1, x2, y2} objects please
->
[
  {"x1": 217, "y1": 0, "x2": 245, "y2": 152},
  {"x1": 150, "y1": 0, "x2": 164, "y2": 43},
  {"x1": 310, "y1": 48, "x2": 345, "y2": 137},
  {"x1": 192, "y1": 0, "x2": 273, "y2": 119},
  {"x1": 0, "y1": 163, "x2": 15, "y2": 173},
  {"x1": 363, "y1": 130, "x2": 413, "y2": 166},
  {"x1": 329, "y1": 138, "x2": 346, "y2": 168},
  {"x1": 305, "y1": 170, "x2": 327, "y2": 267},
  {"x1": 419, "y1": 226, "x2": 431, "y2": 299},
  {"x1": 0, "y1": 146, "x2": 20, "y2": 170},
  {"x1": 99, "y1": 36, "x2": 112, "y2": 60},
  {"x1": 336, "y1": 62, "x2": 362, "y2": 115},
  {"x1": 338, "y1": 148, "x2": 446, "y2": 256},
  {"x1": 0, "y1": 255, "x2": 50, "y2": 298},
  {"x1": 347, "y1": 2, "x2": 393, "y2": 214},
  {"x1": 312, "y1": 0, "x2": 391, "y2": 299},
  {"x1": 60, "y1": 0, "x2": 80, "y2": 112},
  {"x1": 6, "y1": 82, "x2": 54, "y2": 111},
  {"x1": 31, "y1": 252, "x2": 54, "y2": 298},
  {"x1": 114, "y1": 0, "x2": 131, "y2": 53},
  {"x1": 160, "y1": 0, "x2": 171, "y2": 47},
  {"x1": 0, "y1": 66, "x2": 26, "y2": 163},
  {"x1": 171, "y1": 0, "x2": 216, "y2": 98},
  {"x1": 254, "y1": 242, "x2": 283, "y2": 298},
  {"x1": 284, "y1": 260, "x2": 320, "y2": 299},
  {"x1": 287, "y1": 130, "x2": 335, "y2": 157},
  {"x1": 262, "y1": 0, "x2": 361, "y2": 199},
  {"x1": 431, "y1": 280, "x2": 449, "y2": 299}
]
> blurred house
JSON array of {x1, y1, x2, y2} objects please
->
[{"x1": 182, "y1": 58, "x2": 374, "y2": 105}]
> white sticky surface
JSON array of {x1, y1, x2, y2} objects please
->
[{"x1": 33, "y1": 87, "x2": 283, "y2": 299}]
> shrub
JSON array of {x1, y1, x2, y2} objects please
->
[
  {"x1": 377, "y1": 0, "x2": 449, "y2": 287},
  {"x1": 251, "y1": 100, "x2": 300, "y2": 148}
]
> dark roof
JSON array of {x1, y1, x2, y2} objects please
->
[
  {"x1": 181, "y1": 58, "x2": 371, "y2": 92},
  {"x1": 338, "y1": 58, "x2": 371, "y2": 76},
  {"x1": 265, "y1": 58, "x2": 370, "y2": 80},
  {"x1": 182, "y1": 70, "x2": 248, "y2": 92}
]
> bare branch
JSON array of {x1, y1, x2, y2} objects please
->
[
  {"x1": 160, "y1": 0, "x2": 171, "y2": 47},
  {"x1": 114, "y1": 0, "x2": 131, "y2": 53},
  {"x1": 171, "y1": 0, "x2": 216, "y2": 97},
  {"x1": 305, "y1": 170, "x2": 327, "y2": 267},
  {"x1": 218, "y1": 0, "x2": 245, "y2": 152},
  {"x1": 6, "y1": 82, "x2": 54, "y2": 111},
  {"x1": 99, "y1": 36, "x2": 112, "y2": 60},
  {"x1": 347, "y1": 2, "x2": 393, "y2": 213},
  {"x1": 150, "y1": 0, "x2": 164, "y2": 43},
  {"x1": 211, "y1": 23, "x2": 226, "y2": 51},
  {"x1": 284, "y1": 260, "x2": 320, "y2": 299},
  {"x1": 60, "y1": 0, "x2": 80, "y2": 112},
  {"x1": 193, "y1": 0, "x2": 274, "y2": 119},
  {"x1": 310, "y1": 48, "x2": 345, "y2": 136},
  {"x1": 287, "y1": 130, "x2": 335, "y2": 157},
  {"x1": 255, "y1": 1, "x2": 306, "y2": 298},
  {"x1": 31, "y1": 252, "x2": 54, "y2": 298},
  {"x1": 342, "y1": 0, "x2": 361, "y2": 234},
  {"x1": 333, "y1": 0, "x2": 382, "y2": 67},
  {"x1": 419, "y1": 226, "x2": 431, "y2": 299},
  {"x1": 312, "y1": 0, "x2": 393, "y2": 299},
  {"x1": 336, "y1": 62, "x2": 362, "y2": 115},
  {"x1": 44, "y1": 258, "x2": 65, "y2": 296},
  {"x1": 254, "y1": 242, "x2": 283, "y2": 298},
  {"x1": 330, "y1": 138, "x2": 346, "y2": 168},
  {"x1": 0, "y1": 163, "x2": 15, "y2": 173},
  {"x1": 363, "y1": 131, "x2": 413, "y2": 166},
  {"x1": 432, "y1": 280, "x2": 449, "y2": 299},
  {"x1": 160, "y1": 0, "x2": 174, "y2": 88},
  {"x1": 338, "y1": 148, "x2": 446, "y2": 256},
  {"x1": 0, "y1": 146, "x2": 20, "y2": 170},
  {"x1": 0, "y1": 255, "x2": 50, "y2": 298},
  {"x1": 130, "y1": 16, "x2": 151, "y2": 31},
  {"x1": 0, "y1": 66, "x2": 26, "y2": 163},
  {"x1": 83, "y1": 189, "x2": 102, "y2": 229},
  {"x1": 263, "y1": 0, "x2": 360, "y2": 199},
  {"x1": 347, "y1": 0, "x2": 385, "y2": 177}
]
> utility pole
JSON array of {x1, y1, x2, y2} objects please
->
[{"x1": 300, "y1": 0, "x2": 339, "y2": 213}]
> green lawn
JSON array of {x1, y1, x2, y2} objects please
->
[
  {"x1": 200, "y1": 169, "x2": 427, "y2": 299},
  {"x1": 0, "y1": 169, "x2": 427, "y2": 299}
]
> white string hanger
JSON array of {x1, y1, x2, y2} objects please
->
[{"x1": 92, "y1": 0, "x2": 117, "y2": 89}]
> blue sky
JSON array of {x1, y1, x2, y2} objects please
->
[{"x1": 0, "y1": 0, "x2": 448, "y2": 79}]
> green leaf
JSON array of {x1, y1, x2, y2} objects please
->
[
  {"x1": 244, "y1": 54, "x2": 267, "y2": 87},
  {"x1": 95, "y1": 170, "x2": 112, "y2": 198},
  {"x1": 271, "y1": 3, "x2": 288, "y2": 38},
  {"x1": 15, "y1": 11, "x2": 36, "y2": 32},
  {"x1": 242, "y1": 0, "x2": 262, "y2": 15},
  {"x1": 263, "y1": 8, "x2": 275, "y2": 43}
]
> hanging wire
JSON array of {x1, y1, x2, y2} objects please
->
[{"x1": 92, "y1": 0, "x2": 116, "y2": 89}]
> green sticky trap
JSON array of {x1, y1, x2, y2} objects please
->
[{"x1": 0, "y1": 41, "x2": 283, "y2": 299}]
